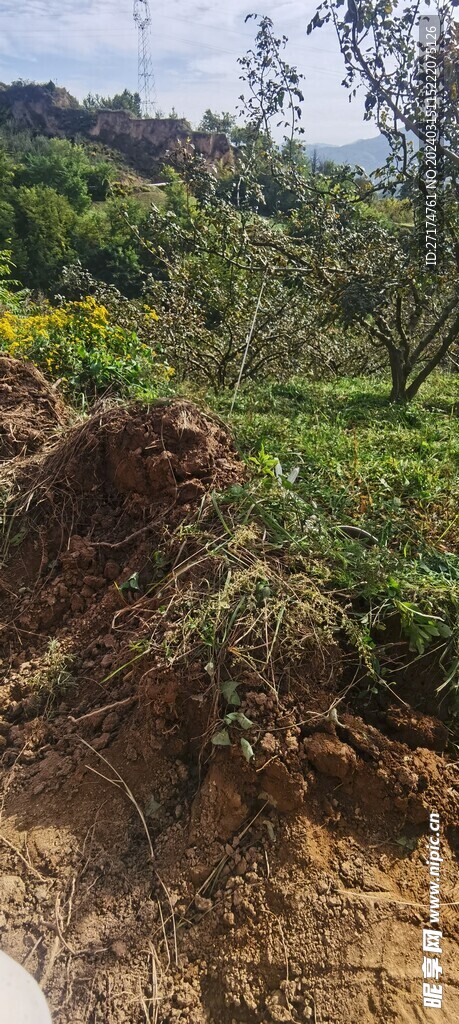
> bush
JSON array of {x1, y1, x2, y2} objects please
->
[
  {"x1": 71, "y1": 196, "x2": 148, "y2": 296},
  {"x1": 13, "y1": 184, "x2": 76, "y2": 290},
  {"x1": 0, "y1": 294, "x2": 175, "y2": 402},
  {"x1": 15, "y1": 138, "x2": 93, "y2": 213}
]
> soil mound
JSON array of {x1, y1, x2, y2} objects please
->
[
  {"x1": 28, "y1": 397, "x2": 240, "y2": 502},
  {"x1": 0, "y1": 356, "x2": 68, "y2": 462},
  {"x1": 1, "y1": 391, "x2": 458, "y2": 1024},
  {"x1": 0, "y1": 399, "x2": 243, "y2": 632}
]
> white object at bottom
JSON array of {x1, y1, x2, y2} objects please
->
[{"x1": 0, "y1": 950, "x2": 52, "y2": 1023}]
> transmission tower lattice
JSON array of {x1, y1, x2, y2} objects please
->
[{"x1": 133, "y1": 0, "x2": 156, "y2": 118}]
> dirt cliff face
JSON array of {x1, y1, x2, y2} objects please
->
[
  {"x1": 0, "y1": 83, "x2": 86, "y2": 134},
  {"x1": 87, "y1": 108, "x2": 233, "y2": 174},
  {"x1": 0, "y1": 83, "x2": 234, "y2": 175}
]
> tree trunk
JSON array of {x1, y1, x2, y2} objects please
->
[{"x1": 388, "y1": 347, "x2": 407, "y2": 402}]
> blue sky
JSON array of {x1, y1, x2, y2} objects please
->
[{"x1": 0, "y1": 0, "x2": 379, "y2": 144}]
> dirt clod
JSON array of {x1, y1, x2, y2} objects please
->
[{"x1": 303, "y1": 731, "x2": 358, "y2": 779}]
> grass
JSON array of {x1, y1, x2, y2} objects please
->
[
  {"x1": 3, "y1": 352, "x2": 459, "y2": 732},
  {"x1": 200, "y1": 373, "x2": 459, "y2": 728},
  {"x1": 102, "y1": 457, "x2": 459, "y2": 740},
  {"x1": 213, "y1": 373, "x2": 459, "y2": 552},
  {"x1": 30, "y1": 639, "x2": 75, "y2": 715}
]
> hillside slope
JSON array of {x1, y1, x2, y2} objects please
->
[{"x1": 0, "y1": 83, "x2": 233, "y2": 177}]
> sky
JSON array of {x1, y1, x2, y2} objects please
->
[{"x1": 0, "y1": 0, "x2": 380, "y2": 145}]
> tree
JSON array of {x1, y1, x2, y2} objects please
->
[
  {"x1": 308, "y1": 0, "x2": 459, "y2": 401},
  {"x1": 0, "y1": 198, "x2": 15, "y2": 244},
  {"x1": 310, "y1": 150, "x2": 339, "y2": 178},
  {"x1": 83, "y1": 89, "x2": 142, "y2": 117},
  {"x1": 308, "y1": 0, "x2": 458, "y2": 171},
  {"x1": 14, "y1": 136, "x2": 115, "y2": 209},
  {"x1": 0, "y1": 145, "x2": 16, "y2": 245},
  {"x1": 0, "y1": 145, "x2": 16, "y2": 189},
  {"x1": 84, "y1": 160, "x2": 115, "y2": 202},
  {"x1": 238, "y1": 14, "x2": 305, "y2": 160},
  {"x1": 16, "y1": 138, "x2": 92, "y2": 213},
  {"x1": 72, "y1": 196, "x2": 146, "y2": 296},
  {"x1": 199, "y1": 110, "x2": 239, "y2": 139},
  {"x1": 280, "y1": 138, "x2": 310, "y2": 175},
  {"x1": 204, "y1": 20, "x2": 310, "y2": 217},
  {"x1": 110, "y1": 89, "x2": 142, "y2": 116},
  {"x1": 144, "y1": 197, "x2": 321, "y2": 388},
  {"x1": 13, "y1": 185, "x2": 76, "y2": 290}
]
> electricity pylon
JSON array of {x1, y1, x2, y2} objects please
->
[{"x1": 133, "y1": 0, "x2": 156, "y2": 117}]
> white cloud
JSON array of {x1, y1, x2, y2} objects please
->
[{"x1": 0, "y1": 0, "x2": 378, "y2": 144}]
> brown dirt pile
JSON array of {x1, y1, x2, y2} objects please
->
[
  {"x1": 0, "y1": 356, "x2": 68, "y2": 462},
  {"x1": 0, "y1": 388, "x2": 458, "y2": 1024},
  {"x1": 0, "y1": 396, "x2": 242, "y2": 636}
]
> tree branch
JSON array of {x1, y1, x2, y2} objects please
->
[
  {"x1": 406, "y1": 308, "x2": 459, "y2": 399},
  {"x1": 408, "y1": 292, "x2": 459, "y2": 369}
]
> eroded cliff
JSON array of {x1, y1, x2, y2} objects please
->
[{"x1": 0, "y1": 83, "x2": 233, "y2": 175}]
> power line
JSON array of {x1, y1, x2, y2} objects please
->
[{"x1": 133, "y1": 0, "x2": 156, "y2": 117}]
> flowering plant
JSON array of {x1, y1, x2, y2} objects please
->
[{"x1": 0, "y1": 294, "x2": 174, "y2": 402}]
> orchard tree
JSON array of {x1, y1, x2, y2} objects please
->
[
  {"x1": 225, "y1": 16, "x2": 310, "y2": 213},
  {"x1": 238, "y1": 14, "x2": 305, "y2": 156},
  {"x1": 308, "y1": 0, "x2": 459, "y2": 400},
  {"x1": 308, "y1": 0, "x2": 458, "y2": 170},
  {"x1": 121, "y1": 10, "x2": 456, "y2": 393}
]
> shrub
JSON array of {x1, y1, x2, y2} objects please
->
[
  {"x1": 0, "y1": 294, "x2": 175, "y2": 402},
  {"x1": 13, "y1": 184, "x2": 76, "y2": 290}
]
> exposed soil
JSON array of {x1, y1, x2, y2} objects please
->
[
  {"x1": 0, "y1": 357, "x2": 68, "y2": 462},
  {"x1": 0, "y1": 359, "x2": 458, "y2": 1024}
]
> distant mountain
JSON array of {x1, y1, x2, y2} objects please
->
[{"x1": 305, "y1": 135, "x2": 391, "y2": 174}]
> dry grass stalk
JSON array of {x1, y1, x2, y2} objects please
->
[{"x1": 79, "y1": 738, "x2": 154, "y2": 860}]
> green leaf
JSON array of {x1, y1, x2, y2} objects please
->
[
  {"x1": 119, "y1": 571, "x2": 140, "y2": 592},
  {"x1": 211, "y1": 729, "x2": 231, "y2": 746},
  {"x1": 225, "y1": 712, "x2": 254, "y2": 729},
  {"x1": 387, "y1": 576, "x2": 400, "y2": 593},
  {"x1": 240, "y1": 737, "x2": 255, "y2": 762},
  {"x1": 221, "y1": 679, "x2": 241, "y2": 706}
]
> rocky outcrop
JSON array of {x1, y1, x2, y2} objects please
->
[
  {"x1": 0, "y1": 82, "x2": 86, "y2": 133},
  {"x1": 0, "y1": 83, "x2": 234, "y2": 175},
  {"x1": 87, "y1": 108, "x2": 233, "y2": 174}
]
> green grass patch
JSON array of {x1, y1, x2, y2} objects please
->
[
  {"x1": 202, "y1": 374, "x2": 459, "y2": 729},
  {"x1": 213, "y1": 374, "x2": 459, "y2": 552}
]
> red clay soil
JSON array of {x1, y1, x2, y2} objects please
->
[{"x1": 0, "y1": 364, "x2": 458, "y2": 1024}]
